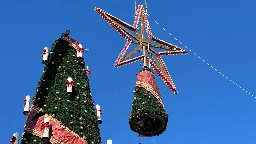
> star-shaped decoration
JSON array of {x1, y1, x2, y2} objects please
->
[{"x1": 95, "y1": 4, "x2": 188, "y2": 94}]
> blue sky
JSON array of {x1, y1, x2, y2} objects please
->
[{"x1": 1, "y1": 0, "x2": 256, "y2": 143}]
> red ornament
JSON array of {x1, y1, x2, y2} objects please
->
[
  {"x1": 58, "y1": 59, "x2": 61, "y2": 62},
  {"x1": 133, "y1": 103, "x2": 138, "y2": 107},
  {"x1": 90, "y1": 134, "x2": 92, "y2": 136},
  {"x1": 144, "y1": 93, "x2": 148, "y2": 96},
  {"x1": 57, "y1": 75, "x2": 61, "y2": 78},
  {"x1": 74, "y1": 104, "x2": 78, "y2": 108},
  {"x1": 135, "y1": 88, "x2": 139, "y2": 92},
  {"x1": 129, "y1": 113, "x2": 132, "y2": 117},
  {"x1": 25, "y1": 141, "x2": 29, "y2": 144},
  {"x1": 44, "y1": 96, "x2": 48, "y2": 99},
  {"x1": 87, "y1": 124, "x2": 90, "y2": 127},
  {"x1": 96, "y1": 132, "x2": 99, "y2": 135},
  {"x1": 75, "y1": 88, "x2": 79, "y2": 91},
  {"x1": 55, "y1": 97, "x2": 59, "y2": 101},
  {"x1": 67, "y1": 67, "x2": 71, "y2": 70},
  {"x1": 158, "y1": 104, "x2": 162, "y2": 107},
  {"x1": 90, "y1": 101, "x2": 94, "y2": 105}
]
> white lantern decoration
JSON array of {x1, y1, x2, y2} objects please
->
[
  {"x1": 96, "y1": 104, "x2": 102, "y2": 124},
  {"x1": 23, "y1": 95, "x2": 30, "y2": 115}
]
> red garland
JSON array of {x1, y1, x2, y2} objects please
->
[
  {"x1": 24, "y1": 109, "x2": 87, "y2": 144},
  {"x1": 10, "y1": 136, "x2": 16, "y2": 144},
  {"x1": 41, "y1": 122, "x2": 49, "y2": 130}
]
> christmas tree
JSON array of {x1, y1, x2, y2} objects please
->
[
  {"x1": 129, "y1": 66, "x2": 168, "y2": 137},
  {"x1": 16, "y1": 30, "x2": 103, "y2": 144}
]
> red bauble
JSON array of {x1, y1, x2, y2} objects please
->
[
  {"x1": 158, "y1": 104, "x2": 162, "y2": 107},
  {"x1": 44, "y1": 96, "x2": 48, "y2": 99},
  {"x1": 144, "y1": 93, "x2": 148, "y2": 96},
  {"x1": 67, "y1": 67, "x2": 71, "y2": 70},
  {"x1": 90, "y1": 101, "x2": 94, "y2": 105},
  {"x1": 74, "y1": 104, "x2": 78, "y2": 108},
  {"x1": 55, "y1": 97, "x2": 59, "y2": 101},
  {"x1": 87, "y1": 124, "x2": 90, "y2": 127},
  {"x1": 80, "y1": 122, "x2": 83, "y2": 125},
  {"x1": 75, "y1": 88, "x2": 79, "y2": 91},
  {"x1": 133, "y1": 103, "x2": 138, "y2": 107},
  {"x1": 57, "y1": 75, "x2": 61, "y2": 78},
  {"x1": 135, "y1": 88, "x2": 139, "y2": 92},
  {"x1": 57, "y1": 59, "x2": 61, "y2": 62}
]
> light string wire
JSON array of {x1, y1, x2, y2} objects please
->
[{"x1": 146, "y1": 13, "x2": 255, "y2": 98}]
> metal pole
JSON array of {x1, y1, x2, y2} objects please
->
[{"x1": 141, "y1": 17, "x2": 147, "y2": 67}]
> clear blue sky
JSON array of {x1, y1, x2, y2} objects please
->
[{"x1": 1, "y1": 0, "x2": 256, "y2": 143}]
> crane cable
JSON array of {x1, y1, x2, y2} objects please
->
[
  {"x1": 144, "y1": 0, "x2": 148, "y2": 13},
  {"x1": 145, "y1": 12, "x2": 255, "y2": 98}
]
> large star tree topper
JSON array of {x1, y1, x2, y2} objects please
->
[{"x1": 94, "y1": 4, "x2": 188, "y2": 94}]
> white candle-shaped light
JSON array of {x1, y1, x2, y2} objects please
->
[
  {"x1": 10, "y1": 132, "x2": 19, "y2": 144},
  {"x1": 42, "y1": 47, "x2": 49, "y2": 64},
  {"x1": 66, "y1": 76, "x2": 74, "y2": 94},
  {"x1": 96, "y1": 104, "x2": 102, "y2": 124},
  {"x1": 76, "y1": 43, "x2": 84, "y2": 57},
  {"x1": 107, "y1": 139, "x2": 112, "y2": 144},
  {"x1": 23, "y1": 95, "x2": 30, "y2": 115},
  {"x1": 42, "y1": 117, "x2": 50, "y2": 138}
]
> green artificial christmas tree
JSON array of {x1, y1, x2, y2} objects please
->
[
  {"x1": 129, "y1": 66, "x2": 168, "y2": 137},
  {"x1": 19, "y1": 30, "x2": 102, "y2": 144}
]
